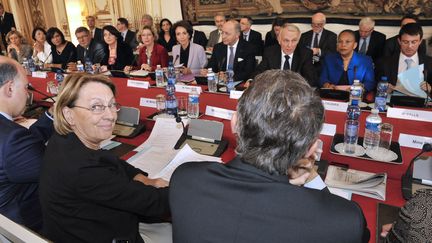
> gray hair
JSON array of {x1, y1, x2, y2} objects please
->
[
  {"x1": 359, "y1": 17, "x2": 375, "y2": 28},
  {"x1": 281, "y1": 23, "x2": 301, "y2": 35},
  {"x1": 236, "y1": 70, "x2": 324, "y2": 175},
  {"x1": 0, "y1": 62, "x2": 19, "y2": 87}
]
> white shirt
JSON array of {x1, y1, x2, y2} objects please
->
[
  {"x1": 310, "y1": 30, "x2": 322, "y2": 48},
  {"x1": 398, "y1": 52, "x2": 419, "y2": 74},
  {"x1": 358, "y1": 35, "x2": 371, "y2": 53},
  {"x1": 36, "y1": 41, "x2": 53, "y2": 64},
  {"x1": 280, "y1": 50, "x2": 294, "y2": 70},
  {"x1": 0, "y1": 111, "x2": 12, "y2": 121},
  {"x1": 121, "y1": 30, "x2": 128, "y2": 41},
  {"x1": 242, "y1": 30, "x2": 251, "y2": 41},
  {"x1": 226, "y1": 39, "x2": 239, "y2": 69}
]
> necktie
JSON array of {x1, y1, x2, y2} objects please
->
[
  {"x1": 405, "y1": 58, "x2": 414, "y2": 70},
  {"x1": 243, "y1": 34, "x2": 247, "y2": 41},
  {"x1": 283, "y1": 55, "x2": 290, "y2": 70},
  {"x1": 313, "y1": 33, "x2": 319, "y2": 48},
  {"x1": 122, "y1": 32, "x2": 126, "y2": 41},
  {"x1": 90, "y1": 30, "x2": 94, "y2": 38},
  {"x1": 0, "y1": 16, "x2": 3, "y2": 24},
  {"x1": 217, "y1": 31, "x2": 222, "y2": 43},
  {"x1": 228, "y1": 46, "x2": 235, "y2": 69},
  {"x1": 359, "y1": 38, "x2": 367, "y2": 54}
]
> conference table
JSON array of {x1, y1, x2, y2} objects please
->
[{"x1": 28, "y1": 73, "x2": 432, "y2": 243}]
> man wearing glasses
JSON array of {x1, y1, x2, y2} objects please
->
[
  {"x1": 354, "y1": 17, "x2": 386, "y2": 64},
  {"x1": 74, "y1": 27, "x2": 106, "y2": 67},
  {"x1": 375, "y1": 23, "x2": 432, "y2": 95}
]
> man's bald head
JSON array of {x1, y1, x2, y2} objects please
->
[{"x1": 311, "y1": 12, "x2": 326, "y2": 33}]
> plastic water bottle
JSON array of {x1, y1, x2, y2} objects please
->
[
  {"x1": 226, "y1": 65, "x2": 235, "y2": 94},
  {"x1": 76, "y1": 60, "x2": 84, "y2": 72},
  {"x1": 187, "y1": 87, "x2": 199, "y2": 119},
  {"x1": 85, "y1": 58, "x2": 93, "y2": 74},
  {"x1": 343, "y1": 104, "x2": 361, "y2": 154},
  {"x1": 349, "y1": 80, "x2": 363, "y2": 106},
  {"x1": 207, "y1": 68, "x2": 217, "y2": 92},
  {"x1": 167, "y1": 61, "x2": 175, "y2": 79},
  {"x1": 165, "y1": 71, "x2": 177, "y2": 116},
  {"x1": 374, "y1": 76, "x2": 389, "y2": 112},
  {"x1": 55, "y1": 70, "x2": 64, "y2": 83},
  {"x1": 22, "y1": 58, "x2": 29, "y2": 75},
  {"x1": 155, "y1": 65, "x2": 164, "y2": 87},
  {"x1": 363, "y1": 109, "x2": 382, "y2": 150},
  {"x1": 28, "y1": 57, "x2": 36, "y2": 72}
]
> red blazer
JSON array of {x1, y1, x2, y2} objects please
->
[{"x1": 137, "y1": 43, "x2": 169, "y2": 70}]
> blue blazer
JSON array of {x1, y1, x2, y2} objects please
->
[
  {"x1": 320, "y1": 52, "x2": 375, "y2": 92},
  {"x1": 0, "y1": 113, "x2": 53, "y2": 231}
]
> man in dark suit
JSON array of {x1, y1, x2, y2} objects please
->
[
  {"x1": 206, "y1": 20, "x2": 255, "y2": 81},
  {"x1": 255, "y1": 24, "x2": 317, "y2": 87},
  {"x1": 354, "y1": 17, "x2": 386, "y2": 64},
  {"x1": 0, "y1": 3, "x2": 16, "y2": 52},
  {"x1": 206, "y1": 14, "x2": 225, "y2": 51},
  {"x1": 192, "y1": 29, "x2": 207, "y2": 49},
  {"x1": 240, "y1": 16, "x2": 263, "y2": 56},
  {"x1": 383, "y1": 14, "x2": 426, "y2": 57},
  {"x1": 116, "y1": 17, "x2": 139, "y2": 50},
  {"x1": 170, "y1": 69, "x2": 370, "y2": 243},
  {"x1": 86, "y1": 15, "x2": 103, "y2": 43},
  {"x1": 75, "y1": 27, "x2": 106, "y2": 64},
  {"x1": 376, "y1": 23, "x2": 432, "y2": 96},
  {"x1": 0, "y1": 56, "x2": 53, "y2": 232}
]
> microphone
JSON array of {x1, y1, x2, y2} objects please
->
[
  {"x1": 41, "y1": 51, "x2": 52, "y2": 65},
  {"x1": 401, "y1": 143, "x2": 432, "y2": 199},
  {"x1": 27, "y1": 83, "x2": 56, "y2": 103},
  {"x1": 175, "y1": 115, "x2": 186, "y2": 136},
  {"x1": 217, "y1": 56, "x2": 226, "y2": 83},
  {"x1": 173, "y1": 54, "x2": 179, "y2": 66}
]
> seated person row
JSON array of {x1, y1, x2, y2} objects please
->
[
  {"x1": 375, "y1": 23, "x2": 432, "y2": 95},
  {"x1": 5, "y1": 30, "x2": 33, "y2": 64},
  {"x1": 45, "y1": 27, "x2": 77, "y2": 70},
  {"x1": 170, "y1": 70, "x2": 370, "y2": 243},
  {"x1": 255, "y1": 23, "x2": 317, "y2": 87},
  {"x1": 204, "y1": 19, "x2": 255, "y2": 81},
  {"x1": 72, "y1": 26, "x2": 106, "y2": 69},
  {"x1": 100, "y1": 25, "x2": 135, "y2": 72},
  {"x1": 320, "y1": 29, "x2": 375, "y2": 92},
  {"x1": 39, "y1": 73, "x2": 170, "y2": 242}
]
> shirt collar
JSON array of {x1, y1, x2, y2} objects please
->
[
  {"x1": 229, "y1": 39, "x2": 239, "y2": 49},
  {"x1": 281, "y1": 49, "x2": 294, "y2": 58},
  {"x1": 243, "y1": 30, "x2": 251, "y2": 36},
  {"x1": 0, "y1": 111, "x2": 12, "y2": 121},
  {"x1": 400, "y1": 52, "x2": 418, "y2": 61}
]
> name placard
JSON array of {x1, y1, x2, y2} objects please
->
[
  {"x1": 175, "y1": 84, "x2": 202, "y2": 94},
  {"x1": 320, "y1": 123, "x2": 337, "y2": 136},
  {"x1": 398, "y1": 133, "x2": 432, "y2": 149},
  {"x1": 322, "y1": 100, "x2": 348, "y2": 113},
  {"x1": 229, "y1": 90, "x2": 244, "y2": 99},
  {"x1": 127, "y1": 80, "x2": 149, "y2": 89},
  {"x1": 205, "y1": 106, "x2": 235, "y2": 120},
  {"x1": 31, "y1": 71, "x2": 48, "y2": 78},
  {"x1": 140, "y1": 98, "x2": 156, "y2": 108},
  {"x1": 387, "y1": 107, "x2": 432, "y2": 123}
]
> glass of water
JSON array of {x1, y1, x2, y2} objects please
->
[
  {"x1": 156, "y1": 94, "x2": 166, "y2": 114},
  {"x1": 379, "y1": 123, "x2": 393, "y2": 150}
]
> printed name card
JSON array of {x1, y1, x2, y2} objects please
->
[
  {"x1": 127, "y1": 80, "x2": 149, "y2": 89},
  {"x1": 322, "y1": 100, "x2": 348, "y2": 113},
  {"x1": 398, "y1": 133, "x2": 432, "y2": 149},
  {"x1": 140, "y1": 98, "x2": 156, "y2": 108},
  {"x1": 320, "y1": 123, "x2": 337, "y2": 136},
  {"x1": 387, "y1": 107, "x2": 432, "y2": 123},
  {"x1": 32, "y1": 71, "x2": 48, "y2": 78},
  {"x1": 175, "y1": 84, "x2": 202, "y2": 94},
  {"x1": 205, "y1": 106, "x2": 235, "y2": 120},
  {"x1": 229, "y1": 90, "x2": 244, "y2": 99}
]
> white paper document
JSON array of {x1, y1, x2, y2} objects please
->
[
  {"x1": 134, "y1": 118, "x2": 184, "y2": 152},
  {"x1": 397, "y1": 64, "x2": 426, "y2": 98}
]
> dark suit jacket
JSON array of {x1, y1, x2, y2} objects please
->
[
  {"x1": 39, "y1": 132, "x2": 170, "y2": 243},
  {"x1": 124, "y1": 30, "x2": 139, "y2": 50},
  {"x1": 244, "y1": 29, "x2": 263, "y2": 56},
  {"x1": 299, "y1": 28, "x2": 337, "y2": 59},
  {"x1": 320, "y1": 52, "x2": 375, "y2": 91},
  {"x1": 0, "y1": 12, "x2": 15, "y2": 47},
  {"x1": 157, "y1": 31, "x2": 176, "y2": 52},
  {"x1": 76, "y1": 39, "x2": 106, "y2": 64},
  {"x1": 354, "y1": 30, "x2": 386, "y2": 63},
  {"x1": 375, "y1": 53, "x2": 432, "y2": 88},
  {"x1": 207, "y1": 39, "x2": 255, "y2": 81},
  {"x1": 0, "y1": 113, "x2": 53, "y2": 232},
  {"x1": 383, "y1": 35, "x2": 427, "y2": 57},
  {"x1": 264, "y1": 30, "x2": 278, "y2": 48},
  {"x1": 192, "y1": 30, "x2": 208, "y2": 49},
  {"x1": 92, "y1": 27, "x2": 103, "y2": 43},
  {"x1": 255, "y1": 44, "x2": 318, "y2": 87},
  {"x1": 170, "y1": 157, "x2": 370, "y2": 243},
  {"x1": 102, "y1": 41, "x2": 135, "y2": 71}
]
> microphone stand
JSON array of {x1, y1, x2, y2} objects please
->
[{"x1": 28, "y1": 84, "x2": 56, "y2": 103}]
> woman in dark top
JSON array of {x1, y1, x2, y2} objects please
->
[
  {"x1": 264, "y1": 17, "x2": 285, "y2": 48},
  {"x1": 46, "y1": 27, "x2": 77, "y2": 70},
  {"x1": 157, "y1": 18, "x2": 176, "y2": 52},
  {"x1": 100, "y1": 25, "x2": 135, "y2": 72}
]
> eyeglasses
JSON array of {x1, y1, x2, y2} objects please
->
[{"x1": 72, "y1": 102, "x2": 121, "y2": 114}]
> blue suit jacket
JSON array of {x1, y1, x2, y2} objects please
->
[
  {"x1": 0, "y1": 113, "x2": 53, "y2": 231},
  {"x1": 320, "y1": 52, "x2": 375, "y2": 92}
]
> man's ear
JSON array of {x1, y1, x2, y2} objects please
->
[
  {"x1": 304, "y1": 139, "x2": 319, "y2": 159},
  {"x1": 230, "y1": 111, "x2": 238, "y2": 134},
  {"x1": 1, "y1": 80, "x2": 14, "y2": 97}
]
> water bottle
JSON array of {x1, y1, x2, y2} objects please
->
[
  {"x1": 155, "y1": 65, "x2": 164, "y2": 87},
  {"x1": 343, "y1": 105, "x2": 361, "y2": 154},
  {"x1": 187, "y1": 87, "x2": 200, "y2": 119},
  {"x1": 363, "y1": 108, "x2": 382, "y2": 150},
  {"x1": 28, "y1": 57, "x2": 36, "y2": 73},
  {"x1": 207, "y1": 68, "x2": 217, "y2": 92},
  {"x1": 374, "y1": 76, "x2": 388, "y2": 112},
  {"x1": 165, "y1": 72, "x2": 177, "y2": 116},
  {"x1": 22, "y1": 58, "x2": 29, "y2": 75},
  {"x1": 349, "y1": 80, "x2": 363, "y2": 106},
  {"x1": 76, "y1": 60, "x2": 84, "y2": 72},
  {"x1": 226, "y1": 65, "x2": 235, "y2": 94},
  {"x1": 55, "y1": 70, "x2": 64, "y2": 83},
  {"x1": 167, "y1": 61, "x2": 175, "y2": 79},
  {"x1": 85, "y1": 58, "x2": 93, "y2": 74}
]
